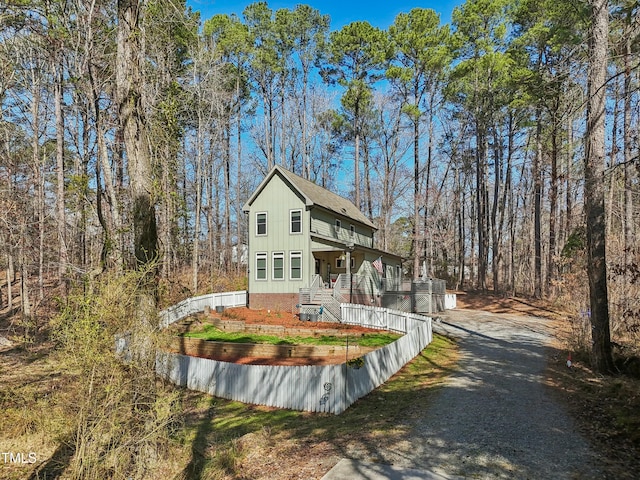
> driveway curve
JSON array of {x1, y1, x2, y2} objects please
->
[{"x1": 323, "y1": 308, "x2": 602, "y2": 480}]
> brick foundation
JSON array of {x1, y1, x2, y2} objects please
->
[{"x1": 248, "y1": 293, "x2": 299, "y2": 312}]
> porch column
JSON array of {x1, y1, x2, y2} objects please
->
[
  {"x1": 346, "y1": 251, "x2": 351, "y2": 276},
  {"x1": 346, "y1": 250, "x2": 352, "y2": 303}
]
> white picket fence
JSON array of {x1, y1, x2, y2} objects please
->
[
  {"x1": 159, "y1": 291, "x2": 247, "y2": 328},
  {"x1": 157, "y1": 296, "x2": 432, "y2": 414},
  {"x1": 444, "y1": 293, "x2": 457, "y2": 310},
  {"x1": 341, "y1": 303, "x2": 427, "y2": 333}
]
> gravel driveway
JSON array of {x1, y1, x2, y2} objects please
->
[{"x1": 323, "y1": 308, "x2": 603, "y2": 479}]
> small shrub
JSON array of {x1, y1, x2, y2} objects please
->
[
  {"x1": 346, "y1": 357, "x2": 365, "y2": 369},
  {"x1": 51, "y1": 268, "x2": 181, "y2": 480}
]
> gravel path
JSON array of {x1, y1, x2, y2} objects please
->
[{"x1": 376, "y1": 309, "x2": 601, "y2": 479}]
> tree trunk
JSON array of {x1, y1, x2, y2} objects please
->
[
  {"x1": 236, "y1": 75, "x2": 244, "y2": 275},
  {"x1": 566, "y1": 115, "x2": 575, "y2": 241},
  {"x1": 622, "y1": 18, "x2": 634, "y2": 335},
  {"x1": 533, "y1": 109, "x2": 543, "y2": 298},
  {"x1": 116, "y1": 1, "x2": 161, "y2": 473},
  {"x1": 490, "y1": 125, "x2": 502, "y2": 293},
  {"x1": 354, "y1": 130, "x2": 361, "y2": 210},
  {"x1": 224, "y1": 115, "x2": 232, "y2": 274},
  {"x1": 499, "y1": 114, "x2": 514, "y2": 293},
  {"x1": 363, "y1": 140, "x2": 373, "y2": 220},
  {"x1": 54, "y1": 63, "x2": 68, "y2": 284},
  {"x1": 20, "y1": 253, "x2": 31, "y2": 319},
  {"x1": 476, "y1": 125, "x2": 488, "y2": 291},
  {"x1": 413, "y1": 118, "x2": 422, "y2": 281},
  {"x1": 117, "y1": 0, "x2": 157, "y2": 269},
  {"x1": 585, "y1": 0, "x2": 614, "y2": 374},
  {"x1": 423, "y1": 107, "x2": 434, "y2": 278},
  {"x1": 30, "y1": 73, "x2": 45, "y2": 302},
  {"x1": 456, "y1": 168, "x2": 465, "y2": 290},
  {"x1": 90, "y1": 64, "x2": 124, "y2": 272},
  {"x1": 6, "y1": 246, "x2": 14, "y2": 311},
  {"x1": 192, "y1": 128, "x2": 203, "y2": 294},
  {"x1": 547, "y1": 119, "x2": 559, "y2": 297}
]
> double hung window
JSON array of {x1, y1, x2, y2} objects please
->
[
  {"x1": 290, "y1": 210, "x2": 302, "y2": 234},
  {"x1": 255, "y1": 252, "x2": 267, "y2": 280},
  {"x1": 290, "y1": 251, "x2": 302, "y2": 280},
  {"x1": 256, "y1": 212, "x2": 267, "y2": 236},
  {"x1": 272, "y1": 252, "x2": 284, "y2": 280}
]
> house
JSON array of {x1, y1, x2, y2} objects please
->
[{"x1": 242, "y1": 165, "x2": 404, "y2": 317}]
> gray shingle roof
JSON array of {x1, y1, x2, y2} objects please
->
[{"x1": 244, "y1": 165, "x2": 377, "y2": 230}]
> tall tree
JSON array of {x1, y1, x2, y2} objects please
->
[
  {"x1": 448, "y1": 0, "x2": 512, "y2": 290},
  {"x1": 244, "y1": 1, "x2": 281, "y2": 169},
  {"x1": 117, "y1": 0, "x2": 157, "y2": 270},
  {"x1": 270, "y1": 5, "x2": 329, "y2": 177},
  {"x1": 287, "y1": 5, "x2": 329, "y2": 179},
  {"x1": 321, "y1": 21, "x2": 388, "y2": 210},
  {"x1": 204, "y1": 13, "x2": 252, "y2": 275},
  {"x1": 145, "y1": 0, "x2": 198, "y2": 280},
  {"x1": 512, "y1": 0, "x2": 586, "y2": 297},
  {"x1": 388, "y1": 8, "x2": 451, "y2": 280},
  {"x1": 585, "y1": 0, "x2": 614, "y2": 373}
]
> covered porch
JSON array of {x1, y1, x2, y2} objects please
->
[{"x1": 299, "y1": 234, "x2": 405, "y2": 321}]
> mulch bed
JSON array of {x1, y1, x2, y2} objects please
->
[{"x1": 216, "y1": 307, "x2": 379, "y2": 334}]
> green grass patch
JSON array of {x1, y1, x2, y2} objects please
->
[{"x1": 182, "y1": 324, "x2": 401, "y2": 348}]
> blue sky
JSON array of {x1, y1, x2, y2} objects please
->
[{"x1": 186, "y1": 1, "x2": 463, "y2": 29}]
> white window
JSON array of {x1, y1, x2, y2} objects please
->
[
  {"x1": 290, "y1": 209, "x2": 302, "y2": 234},
  {"x1": 335, "y1": 219, "x2": 341, "y2": 231},
  {"x1": 256, "y1": 212, "x2": 267, "y2": 236},
  {"x1": 350, "y1": 224, "x2": 355, "y2": 237},
  {"x1": 272, "y1": 252, "x2": 284, "y2": 280},
  {"x1": 255, "y1": 252, "x2": 267, "y2": 280},
  {"x1": 335, "y1": 257, "x2": 355, "y2": 269},
  {"x1": 290, "y1": 251, "x2": 302, "y2": 280}
]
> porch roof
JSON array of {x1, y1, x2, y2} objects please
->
[{"x1": 310, "y1": 233, "x2": 404, "y2": 261}]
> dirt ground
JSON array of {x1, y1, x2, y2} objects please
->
[{"x1": 452, "y1": 290, "x2": 565, "y2": 320}]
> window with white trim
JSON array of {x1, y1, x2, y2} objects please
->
[
  {"x1": 272, "y1": 252, "x2": 284, "y2": 280},
  {"x1": 256, "y1": 212, "x2": 267, "y2": 236},
  {"x1": 335, "y1": 257, "x2": 355, "y2": 269},
  {"x1": 290, "y1": 251, "x2": 302, "y2": 280},
  {"x1": 350, "y1": 224, "x2": 355, "y2": 237},
  {"x1": 335, "y1": 219, "x2": 341, "y2": 231},
  {"x1": 255, "y1": 252, "x2": 267, "y2": 280},
  {"x1": 290, "y1": 209, "x2": 302, "y2": 234}
]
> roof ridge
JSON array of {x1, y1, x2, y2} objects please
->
[{"x1": 275, "y1": 166, "x2": 376, "y2": 230}]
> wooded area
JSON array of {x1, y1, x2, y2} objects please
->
[{"x1": 1, "y1": 0, "x2": 639, "y2": 369}]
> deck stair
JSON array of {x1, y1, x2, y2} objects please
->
[{"x1": 299, "y1": 275, "x2": 345, "y2": 322}]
